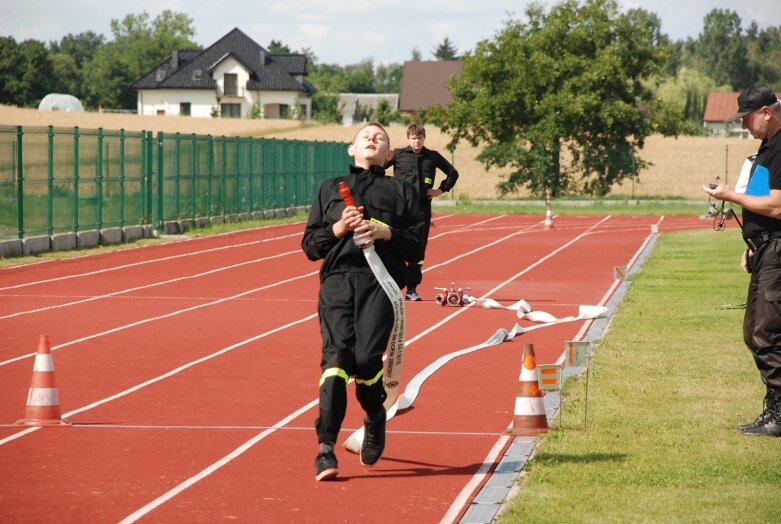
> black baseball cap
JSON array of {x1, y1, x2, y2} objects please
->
[{"x1": 726, "y1": 85, "x2": 779, "y2": 122}]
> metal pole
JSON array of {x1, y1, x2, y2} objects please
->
[
  {"x1": 73, "y1": 127, "x2": 80, "y2": 232},
  {"x1": 119, "y1": 129, "x2": 125, "y2": 227},
  {"x1": 15, "y1": 126, "x2": 24, "y2": 239},
  {"x1": 156, "y1": 131, "x2": 164, "y2": 231},
  {"x1": 47, "y1": 126, "x2": 54, "y2": 236},
  {"x1": 96, "y1": 128, "x2": 103, "y2": 229}
]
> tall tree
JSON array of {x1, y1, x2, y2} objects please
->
[
  {"x1": 443, "y1": 0, "x2": 679, "y2": 197},
  {"x1": 374, "y1": 63, "x2": 402, "y2": 93},
  {"x1": 268, "y1": 40, "x2": 292, "y2": 54},
  {"x1": 82, "y1": 10, "x2": 196, "y2": 109},
  {"x1": 0, "y1": 37, "x2": 21, "y2": 104},
  {"x1": 654, "y1": 66, "x2": 718, "y2": 132},
  {"x1": 744, "y1": 23, "x2": 781, "y2": 87},
  {"x1": 698, "y1": 9, "x2": 748, "y2": 89},
  {"x1": 343, "y1": 59, "x2": 375, "y2": 93},
  {"x1": 17, "y1": 40, "x2": 54, "y2": 106},
  {"x1": 432, "y1": 37, "x2": 459, "y2": 60},
  {"x1": 49, "y1": 32, "x2": 105, "y2": 100}
]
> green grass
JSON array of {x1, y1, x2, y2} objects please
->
[{"x1": 498, "y1": 230, "x2": 780, "y2": 523}]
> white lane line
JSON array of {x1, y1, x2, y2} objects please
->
[
  {"x1": 0, "y1": 250, "x2": 300, "y2": 320},
  {"x1": 4, "y1": 215, "x2": 615, "y2": 522},
  {"x1": 0, "y1": 231, "x2": 302, "y2": 292},
  {"x1": 0, "y1": 313, "x2": 318, "y2": 448},
  {"x1": 118, "y1": 217, "x2": 612, "y2": 522},
  {"x1": 0, "y1": 269, "x2": 318, "y2": 368}
]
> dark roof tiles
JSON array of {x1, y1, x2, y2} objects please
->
[{"x1": 132, "y1": 27, "x2": 312, "y2": 94}]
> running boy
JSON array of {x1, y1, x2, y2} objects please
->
[
  {"x1": 302, "y1": 122, "x2": 424, "y2": 480},
  {"x1": 385, "y1": 123, "x2": 459, "y2": 301}
]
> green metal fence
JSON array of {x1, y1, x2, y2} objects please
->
[{"x1": 0, "y1": 125, "x2": 351, "y2": 240}]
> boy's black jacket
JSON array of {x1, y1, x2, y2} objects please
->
[{"x1": 302, "y1": 165, "x2": 425, "y2": 286}]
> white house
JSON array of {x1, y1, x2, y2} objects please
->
[{"x1": 131, "y1": 28, "x2": 315, "y2": 120}]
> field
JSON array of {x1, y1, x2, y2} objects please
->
[{"x1": 0, "y1": 105, "x2": 759, "y2": 200}]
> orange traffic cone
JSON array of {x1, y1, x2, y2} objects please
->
[
  {"x1": 16, "y1": 335, "x2": 71, "y2": 427},
  {"x1": 507, "y1": 343, "x2": 549, "y2": 435},
  {"x1": 543, "y1": 188, "x2": 555, "y2": 230}
]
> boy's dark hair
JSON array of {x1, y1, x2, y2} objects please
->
[{"x1": 406, "y1": 123, "x2": 426, "y2": 138}]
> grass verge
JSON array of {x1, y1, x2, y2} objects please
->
[{"x1": 497, "y1": 229, "x2": 780, "y2": 523}]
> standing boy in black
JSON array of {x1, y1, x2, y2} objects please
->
[
  {"x1": 385, "y1": 123, "x2": 459, "y2": 301},
  {"x1": 704, "y1": 85, "x2": 781, "y2": 437},
  {"x1": 302, "y1": 122, "x2": 423, "y2": 480}
]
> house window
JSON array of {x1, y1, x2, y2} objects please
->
[
  {"x1": 220, "y1": 103, "x2": 241, "y2": 118},
  {"x1": 224, "y1": 73, "x2": 238, "y2": 96},
  {"x1": 180, "y1": 102, "x2": 191, "y2": 116}
]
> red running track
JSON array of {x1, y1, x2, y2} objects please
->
[{"x1": 0, "y1": 214, "x2": 710, "y2": 523}]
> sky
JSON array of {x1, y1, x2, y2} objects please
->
[{"x1": 2, "y1": 0, "x2": 780, "y2": 66}]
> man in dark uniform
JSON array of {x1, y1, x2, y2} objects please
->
[
  {"x1": 705, "y1": 85, "x2": 781, "y2": 437},
  {"x1": 302, "y1": 122, "x2": 423, "y2": 480},
  {"x1": 386, "y1": 123, "x2": 459, "y2": 301}
]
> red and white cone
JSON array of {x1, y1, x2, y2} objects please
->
[
  {"x1": 16, "y1": 335, "x2": 71, "y2": 427},
  {"x1": 507, "y1": 343, "x2": 548, "y2": 436}
]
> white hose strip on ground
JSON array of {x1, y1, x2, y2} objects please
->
[
  {"x1": 342, "y1": 243, "x2": 406, "y2": 453},
  {"x1": 343, "y1": 295, "x2": 607, "y2": 453}
]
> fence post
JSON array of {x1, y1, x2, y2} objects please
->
[
  {"x1": 147, "y1": 131, "x2": 155, "y2": 226},
  {"x1": 220, "y1": 136, "x2": 227, "y2": 216},
  {"x1": 15, "y1": 126, "x2": 24, "y2": 239},
  {"x1": 235, "y1": 138, "x2": 241, "y2": 213},
  {"x1": 156, "y1": 131, "x2": 164, "y2": 231},
  {"x1": 73, "y1": 126, "x2": 80, "y2": 232},
  {"x1": 174, "y1": 132, "x2": 181, "y2": 218},
  {"x1": 47, "y1": 126, "x2": 54, "y2": 236},
  {"x1": 96, "y1": 127, "x2": 104, "y2": 229},
  {"x1": 119, "y1": 129, "x2": 125, "y2": 227},
  {"x1": 190, "y1": 134, "x2": 197, "y2": 219},
  {"x1": 248, "y1": 138, "x2": 254, "y2": 211},
  {"x1": 207, "y1": 135, "x2": 214, "y2": 217}
]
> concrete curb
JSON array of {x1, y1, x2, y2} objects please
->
[{"x1": 0, "y1": 206, "x2": 308, "y2": 260}]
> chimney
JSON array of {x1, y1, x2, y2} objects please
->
[
  {"x1": 259, "y1": 49, "x2": 266, "y2": 67},
  {"x1": 172, "y1": 49, "x2": 179, "y2": 70}
]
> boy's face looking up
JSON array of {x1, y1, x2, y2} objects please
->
[{"x1": 349, "y1": 124, "x2": 392, "y2": 168}]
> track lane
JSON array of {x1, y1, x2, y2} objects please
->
[{"x1": 0, "y1": 215, "x2": 711, "y2": 523}]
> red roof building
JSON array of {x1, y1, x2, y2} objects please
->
[
  {"x1": 703, "y1": 91, "x2": 781, "y2": 137},
  {"x1": 398, "y1": 61, "x2": 462, "y2": 114}
]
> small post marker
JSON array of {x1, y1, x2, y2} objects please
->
[{"x1": 565, "y1": 340, "x2": 590, "y2": 368}]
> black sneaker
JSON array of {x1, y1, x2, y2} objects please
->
[
  {"x1": 315, "y1": 443, "x2": 339, "y2": 481},
  {"x1": 360, "y1": 409, "x2": 386, "y2": 466},
  {"x1": 738, "y1": 408, "x2": 772, "y2": 431},
  {"x1": 740, "y1": 415, "x2": 781, "y2": 437},
  {"x1": 405, "y1": 289, "x2": 422, "y2": 301}
]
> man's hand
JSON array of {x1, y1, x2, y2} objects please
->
[
  {"x1": 741, "y1": 249, "x2": 753, "y2": 273},
  {"x1": 427, "y1": 188, "x2": 443, "y2": 198}
]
